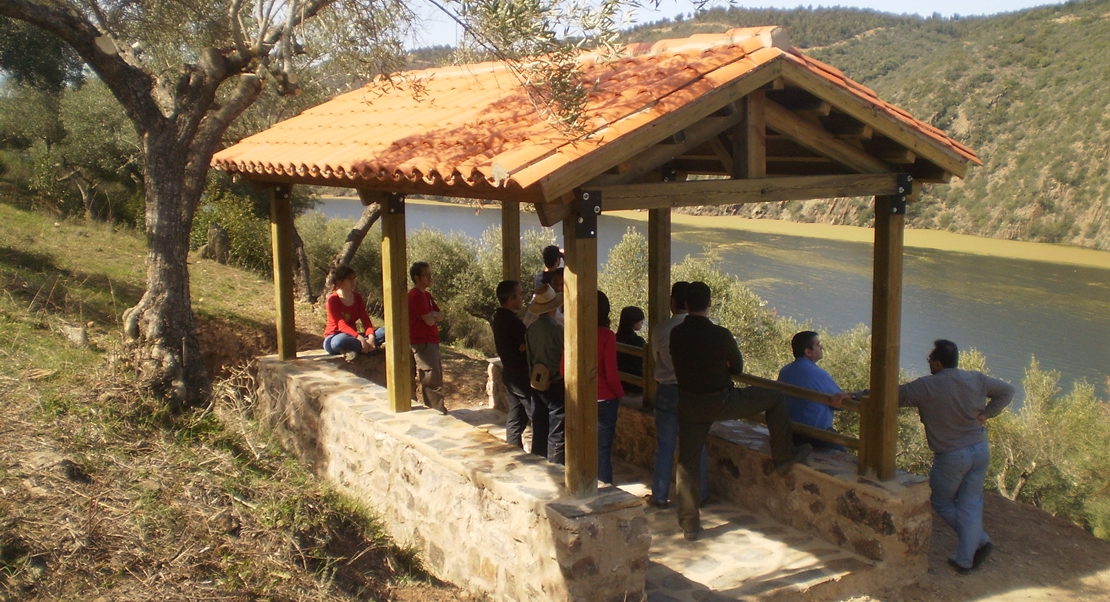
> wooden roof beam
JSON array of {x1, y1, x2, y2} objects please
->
[
  {"x1": 583, "y1": 106, "x2": 746, "y2": 187},
  {"x1": 764, "y1": 99, "x2": 892, "y2": 174},
  {"x1": 780, "y1": 61, "x2": 969, "y2": 178},
  {"x1": 597, "y1": 173, "x2": 905, "y2": 211},
  {"x1": 542, "y1": 60, "x2": 783, "y2": 200},
  {"x1": 821, "y1": 113, "x2": 873, "y2": 140}
]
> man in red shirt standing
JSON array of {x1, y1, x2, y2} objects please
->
[{"x1": 408, "y1": 261, "x2": 446, "y2": 414}]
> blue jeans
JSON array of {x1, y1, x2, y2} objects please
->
[
  {"x1": 502, "y1": 370, "x2": 533, "y2": 450},
  {"x1": 323, "y1": 328, "x2": 386, "y2": 355},
  {"x1": 930, "y1": 440, "x2": 991, "y2": 569},
  {"x1": 597, "y1": 399, "x2": 620, "y2": 484},
  {"x1": 651, "y1": 384, "x2": 707, "y2": 505}
]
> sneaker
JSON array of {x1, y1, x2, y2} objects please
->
[
  {"x1": 775, "y1": 444, "x2": 813, "y2": 474},
  {"x1": 972, "y1": 542, "x2": 994, "y2": 569},
  {"x1": 947, "y1": 559, "x2": 971, "y2": 576},
  {"x1": 343, "y1": 350, "x2": 358, "y2": 362}
]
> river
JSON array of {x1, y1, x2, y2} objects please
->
[{"x1": 316, "y1": 197, "x2": 1110, "y2": 398}]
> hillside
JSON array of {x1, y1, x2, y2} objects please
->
[{"x1": 610, "y1": 1, "x2": 1110, "y2": 250}]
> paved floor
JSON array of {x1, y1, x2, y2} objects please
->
[{"x1": 457, "y1": 407, "x2": 873, "y2": 601}]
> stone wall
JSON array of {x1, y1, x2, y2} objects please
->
[
  {"x1": 254, "y1": 352, "x2": 650, "y2": 602},
  {"x1": 613, "y1": 403, "x2": 931, "y2": 583}
]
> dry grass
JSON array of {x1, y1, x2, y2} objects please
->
[{"x1": 0, "y1": 201, "x2": 468, "y2": 601}]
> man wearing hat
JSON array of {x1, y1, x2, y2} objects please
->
[{"x1": 525, "y1": 284, "x2": 564, "y2": 464}]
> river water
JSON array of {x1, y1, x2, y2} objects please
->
[{"x1": 316, "y1": 197, "x2": 1110, "y2": 397}]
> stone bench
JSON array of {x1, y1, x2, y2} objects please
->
[
  {"x1": 253, "y1": 351, "x2": 650, "y2": 602},
  {"x1": 488, "y1": 360, "x2": 932, "y2": 587}
]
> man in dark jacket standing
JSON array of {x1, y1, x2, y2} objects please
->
[
  {"x1": 669, "y1": 282, "x2": 810, "y2": 540},
  {"x1": 492, "y1": 280, "x2": 533, "y2": 451}
]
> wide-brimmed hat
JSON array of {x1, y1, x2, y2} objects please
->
[{"x1": 528, "y1": 284, "x2": 563, "y2": 314}]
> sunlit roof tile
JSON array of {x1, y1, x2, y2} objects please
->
[{"x1": 212, "y1": 26, "x2": 980, "y2": 199}]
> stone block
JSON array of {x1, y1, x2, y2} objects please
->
[
  {"x1": 611, "y1": 402, "x2": 929, "y2": 588},
  {"x1": 252, "y1": 353, "x2": 649, "y2": 602}
]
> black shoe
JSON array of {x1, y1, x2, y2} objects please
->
[
  {"x1": 775, "y1": 444, "x2": 813, "y2": 474},
  {"x1": 683, "y1": 529, "x2": 699, "y2": 541},
  {"x1": 646, "y1": 496, "x2": 668, "y2": 509},
  {"x1": 947, "y1": 559, "x2": 970, "y2": 576},
  {"x1": 972, "y1": 542, "x2": 994, "y2": 569}
]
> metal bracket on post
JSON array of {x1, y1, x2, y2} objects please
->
[
  {"x1": 384, "y1": 192, "x2": 405, "y2": 215},
  {"x1": 275, "y1": 183, "x2": 292, "y2": 202},
  {"x1": 890, "y1": 173, "x2": 912, "y2": 215},
  {"x1": 575, "y1": 189, "x2": 601, "y2": 239},
  {"x1": 661, "y1": 164, "x2": 679, "y2": 183}
]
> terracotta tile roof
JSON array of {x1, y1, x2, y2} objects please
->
[{"x1": 212, "y1": 26, "x2": 979, "y2": 202}]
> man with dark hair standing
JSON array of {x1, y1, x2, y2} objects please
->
[
  {"x1": 649, "y1": 281, "x2": 708, "y2": 509},
  {"x1": 870, "y1": 339, "x2": 1014, "y2": 575},
  {"x1": 778, "y1": 330, "x2": 846, "y2": 451},
  {"x1": 533, "y1": 245, "x2": 563, "y2": 292},
  {"x1": 669, "y1": 282, "x2": 810, "y2": 540},
  {"x1": 492, "y1": 280, "x2": 533, "y2": 451},
  {"x1": 408, "y1": 261, "x2": 446, "y2": 414}
]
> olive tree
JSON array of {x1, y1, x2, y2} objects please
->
[{"x1": 0, "y1": 0, "x2": 631, "y2": 405}]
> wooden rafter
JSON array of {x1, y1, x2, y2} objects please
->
[
  {"x1": 764, "y1": 99, "x2": 891, "y2": 174},
  {"x1": 596, "y1": 173, "x2": 905, "y2": 211},
  {"x1": 539, "y1": 61, "x2": 784, "y2": 201},
  {"x1": 780, "y1": 60, "x2": 967, "y2": 178}
]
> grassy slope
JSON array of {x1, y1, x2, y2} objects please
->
[{"x1": 0, "y1": 202, "x2": 456, "y2": 601}]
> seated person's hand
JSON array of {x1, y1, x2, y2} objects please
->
[
  {"x1": 360, "y1": 337, "x2": 374, "y2": 353},
  {"x1": 828, "y1": 392, "x2": 850, "y2": 409}
]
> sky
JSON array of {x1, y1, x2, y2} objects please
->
[{"x1": 402, "y1": 1, "x2": 1065, "y2": 49}]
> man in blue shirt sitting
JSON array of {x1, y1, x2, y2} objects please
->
[{"x1": 777, "y1": 331, "x2": 846, "y2": 451}]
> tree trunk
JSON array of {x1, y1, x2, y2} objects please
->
[
  {"x1": 322, "y1": 202, "x2": 381, "y2": 294},
  {"x1": 122, "y1": 135, "x2": 209, "y2": 406},
  {"x1": 292, "y1": 222, "x2": 314, "y2": 304}
]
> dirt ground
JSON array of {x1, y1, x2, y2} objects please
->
[{"x1": 181, "y1": 320, "x2": 1110, "y2": 600}]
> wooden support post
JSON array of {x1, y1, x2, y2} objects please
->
[
  {"x1": 734, "y1": 90, "x2": 767, "y2": 179},
  {"x1": 270, "y1": 184, "x2": 297, "y2": 360},
  {"x1": 502, "y1": 201, "x2": 521, "y2": 283},
  {"x1": 563, "y1": 193, "x2": 599, "y2": 498},
  {"x1": 645, "y1": 208, "x2": 672, "y2": 409},
  {"x1": 861, "y1": 194, "x2": 905, "y2": 480},
  {"x1": 381, "y1": 193, "x2": 413, "y2": 412}
]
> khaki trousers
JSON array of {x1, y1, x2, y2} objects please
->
[{"x1": 411, "y1": 343, "x2": 445, "y2": 413}]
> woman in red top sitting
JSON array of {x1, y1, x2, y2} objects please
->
[
  {"x1": 323, "y1": 265, "x2": 385, "y2": 361},
  {"x1": 597, "y1": 290, "x2": 625, "y2": 485}
]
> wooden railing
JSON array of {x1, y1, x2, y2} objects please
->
[
  {"x1": 612, "y1": 341, "x2": 862, "y2": 450},
  {"x1": 615, "y1": 341, "x2": 647, "y2": 388},
  {"x1": 732, "y1": 373, "x2": 861, "y2": 450}
]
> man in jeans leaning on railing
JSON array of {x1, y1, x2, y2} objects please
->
[
  {"x1": 648, "y1": 281, "x2": 708, "y2": 509},
  {"x1": 669, "y1": 282, "x2": 811, "y2": 541}
]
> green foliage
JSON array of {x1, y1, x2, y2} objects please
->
[
  {"x1": 989, "y1": 359, "x2": 1110, "y2": 535},
  {"x1": 598, "y1": 227, "x2": 648, "y2": 320},
  {"x1": 296, "y1": 210, "x2": 384, "y2": 306},
  {"x1": 191, "y1": 188, "x2": 274, "y2": 275}
]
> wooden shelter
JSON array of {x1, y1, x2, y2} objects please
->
[{"x1": 212, "y1": 26, "x2": 980, "y2": 496}]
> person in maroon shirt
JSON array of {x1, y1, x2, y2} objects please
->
[
  {"x1": 323, "y1": 265, "x2": 384, "y2": 361},
  {"x1": 408, "y1": 261, "x2": 446, "y2": 414}
]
